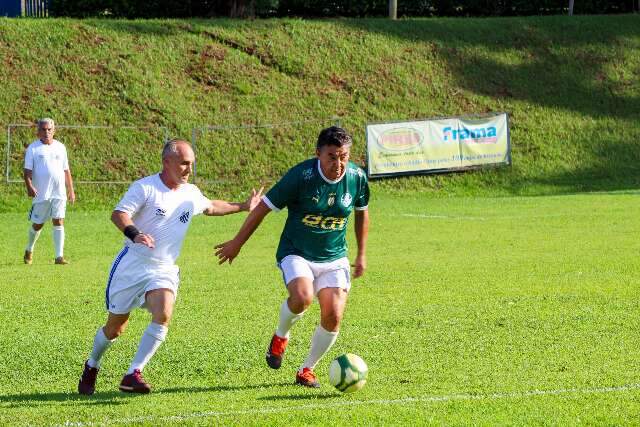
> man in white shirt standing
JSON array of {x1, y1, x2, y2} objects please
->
[
  {"x1": 23, "y1": 118, "x2": 76, "y2": 265},
  {"x1": 78, "y1": 139, "x2": 263, "y2": 395}
]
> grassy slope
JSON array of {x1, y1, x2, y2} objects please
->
[{"x1": 0, "y1": 15, "x2": 639, "y2": 211}]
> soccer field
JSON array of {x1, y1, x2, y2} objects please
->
[{"x1": 1, "y1": 191, "x2": 639, "y2": 425}]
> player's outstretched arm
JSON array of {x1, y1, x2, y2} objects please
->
[
  {"x1": 204, "y1": 187, "x2": 264, "y2": 216},
  {"x1": 352, "y1": 209, "x2": 369, "y2": 278},
  {"x1": 215, "y1": 201, "x2": 271, "y2": 265},
  {"x1": 111, "y1": 210, "x2": 155, "y2": 248}
]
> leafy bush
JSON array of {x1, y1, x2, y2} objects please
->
[{"x1": 49, "y1": 0, "x2": 636, "y2": 17}]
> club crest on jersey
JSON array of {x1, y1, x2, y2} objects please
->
[
  {"x1": 179, "y1": 211, "x2": 190, "y2": 224},
  {"x1": 341, "y1": 193, "x2": 352, "y2": 207},
  {"x1": 348, "y1": 167, "x2": 365, "y2": 178},
  {"x1": 302, "y1": 168, "x2": 313, "y2": 181},
  {"x1": 327, "y1": 193, "x2": 336, "y2": 207}
]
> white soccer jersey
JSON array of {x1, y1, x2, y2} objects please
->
[
  {"x1": 23, "y1": 139, "x2": 69, "y2": 203},
  {"x1": 114, "y1": 174, "x2": 210, "y2": 264}
]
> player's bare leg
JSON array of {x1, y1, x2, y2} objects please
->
[
  {"x1": 120, "y1": 289, "x2": 174, "y2": 394},
  {"x1": 296, "y1": 288, "x2": 347, "y2": 388},
  {"x1": 267, "y1": 277, "x2": 313, "y2": 369},
  {"x1": 287, "y1": 278, "x2": 315, "y2": 314},
  {"x1": 24, "y1": 222, "x2": 44, "y2": 264},
  {"x1": 104, "y1": 312, "x2": 131, "y2": 340},
  {"x1": 79, "y1": 312, "x2": 130, "y2": 395},
  {"x1": 317, "y1": 287, "x2": 347, "y2": 332}
]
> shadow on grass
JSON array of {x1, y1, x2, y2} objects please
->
[
  {"x1": 343, "y1": 16, "x2": 640, "y2": 121},
  {"x1": 348, "y1": 16, "x2": 640, "y2": 194},
  {"x1": 497, "y1": 138, "x2": 640, "y2": 195},
  {"x1": 157, "y1": 382, "x2": 293, "y2": 394},
  {"x1": 80, "y1": 16, "x2": 640, "y2": 121},
  {"x1": 424, "y1": 137, "x2": 640, "y2": 196},
  {"x1": 78, "y1": 16, "x2": 640, "y2": 196},
  {"x1": 0, "y1": 391, "x2": 131, "y2": 408},
  {"x1": 0, "y1": 382, "x2": 294, "y2": 408}
]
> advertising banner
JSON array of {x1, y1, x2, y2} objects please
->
[{"x1": 365, "y1": 113, "x2": 510, "y2": 177}]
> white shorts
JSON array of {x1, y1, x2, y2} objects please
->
[
  {"x1": 278, "y1": 255, "x2": 351, "y2": 295},
  {"x1": 105, "y1": 247, "x2": 180, "y2": 314},
  {"x1": 28, "y1": 199, "x2": 66, "y2": 223}
]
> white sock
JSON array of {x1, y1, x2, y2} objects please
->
[
  {"x1": 53, "y1": 225, "x2": 64, "y2": 258},
  {"x1": 88, "y1": 327, "x2": 115, "y2": 369},
  {"x1": 26, "y1": 227, "x2": 42, "y2": 252},
  {"x1": 127, "y1": 322, "x2": 168, "y2": 374},
  {"x1": 275, "y1": 300, "x2": 305, "y2": 339},
  {"x1": 301, "y1": 326, "x2": 339, "y2": 370}
]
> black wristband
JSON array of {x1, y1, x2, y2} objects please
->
[{"x1": 124, "y1": 225, "x2": 141, "y2": 242}]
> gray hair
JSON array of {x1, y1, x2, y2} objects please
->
[
  {"x1": 37, "y1": 118, "x2": 55, "y2": 129},
  {"x1": 162, "y1": 139, "x2": 190, "y2": 160}
]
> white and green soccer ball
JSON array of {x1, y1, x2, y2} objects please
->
[{"x1": 329, "y1": 353, "x2": 368, "y2": 393}]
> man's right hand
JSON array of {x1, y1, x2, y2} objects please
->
[
  {"x1": 27, "y1": 187, "x2": 37, "y2": 198},
  {"x1": 133, "y1": 233, "x2": 155, "y2": 249}
]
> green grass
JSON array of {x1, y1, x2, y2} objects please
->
[
  {"x1": 1, "y1": 15, "x2": 639, "y2": 209},
  {"x1": 1, "y1": 14, "x2": 639, "y2": 424},
  {"x1": 1, "y1": 191, "x2": 639, "y2": 425}
]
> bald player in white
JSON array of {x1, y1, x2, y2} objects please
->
[
  {"x1": 78, "y1": 139, "x2": 263, "y2": 395},
  {"x1": 23, "y1": 118, "x2": 76, "y2": 265}
]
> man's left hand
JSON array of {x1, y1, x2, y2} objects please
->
[{"x1": 352, "y1": 254, "x2": 366, "y2": 278}]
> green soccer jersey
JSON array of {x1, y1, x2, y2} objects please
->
[{"x1": 264, "y1": 158, "x2": 370, "y2": 263}]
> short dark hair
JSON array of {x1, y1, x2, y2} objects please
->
[{"x1": 316, "y1": 126, "x2": 352, "y2": 150}]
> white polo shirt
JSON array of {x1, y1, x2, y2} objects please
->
[
  {"x1": 24, "y1": 139, "x2": 69, "y2": 203},
  {"x1": 114, "y1": 174, "x2": 210, "y2": 264}
]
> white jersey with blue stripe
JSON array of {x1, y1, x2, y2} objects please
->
[{"x1": 114, "y1": 174, "x2": 210, "y2": 264}]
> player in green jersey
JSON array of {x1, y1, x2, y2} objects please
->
[{"x1": 215, "y1": 126, "x2": 370, "y2": 387}]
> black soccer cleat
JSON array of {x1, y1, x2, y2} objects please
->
[
  {"x1": 78, "y1": 361, "x2": 99, "y2": 395},
  {"x1": 119, "y1": 369, "x2": 151, "y2": 394}
]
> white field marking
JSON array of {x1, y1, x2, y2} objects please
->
[
  {"x1": 399, "y1": 213, "x2": 488, "y2": 220},
  {"x1": 59, "y1": 383, "x2": 640, "y2": 426},
  {"x1": 397, "y1": 212, "x2": 578, "y2": 221}
]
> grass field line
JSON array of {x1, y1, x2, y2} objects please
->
[
  {"x1": 399, "y1": 213, "x2": 489, "y2": 220},
  {"x1": 397, "y1": 212, "x2": 595, "y2": 220},
  {"x1": 60, "y1": 383, "x2": 640, "y2": 426}
]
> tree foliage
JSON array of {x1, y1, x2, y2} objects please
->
[{"x1": 49, "y1": 0, "x2": 637, "y2": 17}]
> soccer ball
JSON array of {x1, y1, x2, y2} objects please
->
[{"x1": 328, "y1": 353, "x2": 368, "y2": 393}]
